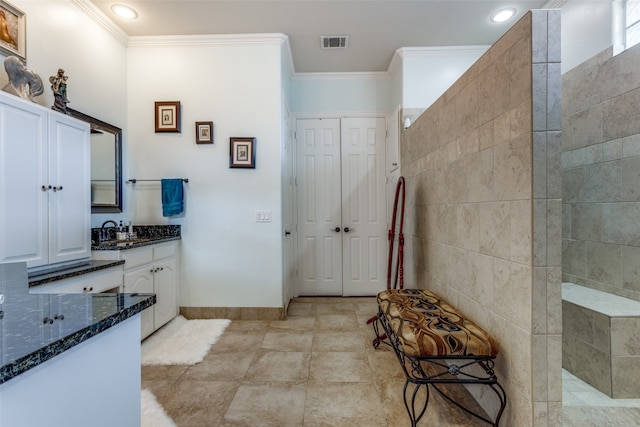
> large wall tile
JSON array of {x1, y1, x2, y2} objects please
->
[
  {"x1": 585, "y1": 241, "x2": 623, "y2": 288},
  {"x1": 584, "y1": 160, "x2": 622, "y2": 203},
  {"x1": 603, "y1": 87, "x2": 640, "y2": 140},
  {"x1": 401, "y1": 10, "x2": 560, "y2": 426},
  {"x1": 561, "y1": 106, "x2": 603, "y2": 151}
]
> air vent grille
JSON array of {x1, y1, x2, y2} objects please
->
[{"x1": 320, "y1": 36, "x2": 349, "y2": 49}]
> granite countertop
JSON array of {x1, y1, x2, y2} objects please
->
[
  {"x1": 28, "y1": 259, "x2": 126, "y2": 287},
  {"x1": 91, "y1": 235, "x2": 180, "y2": 251},
  {"x1": 0, "y1": 262, "x2": 155, "y2": 385},
  {"x1": 91, "y1": 224, "x2": 181, "y2": 251}
]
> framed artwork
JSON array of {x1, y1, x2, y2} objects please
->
[
  {"x1": 229, "y1": 137, "x2": 256, "y2": 169},
  {"x1": 195, "y1": 121, "x2": 213, "y2": 144},
  {"x1": 0, "y1": 0, "x2": 26, "y2": 63},
  {"x1": 154, "y1": 101, "x2": 181, "y2": 132}
]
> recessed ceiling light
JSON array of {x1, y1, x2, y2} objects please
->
[
  {"x1": 111, "y1": 4, "x2": 138, "y2": 19},
  {"x1": 490, "y1": 8, "x2": 516, "y2": 23}
]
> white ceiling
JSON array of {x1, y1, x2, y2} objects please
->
[{"x1": 89, "y1": 1, "x2": 549, "y2": 73}]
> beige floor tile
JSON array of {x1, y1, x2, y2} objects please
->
[
  {"x1": 209, "y1": 331, "x2": 266, "y2": 353},
  {"x1": 223, "y1": 382, "x2": 307, "y2": 427},
  {"x1": 309, "y1": 351, "x2": 373, "y2": 383},
  {"x1": 226, "y1": 320, "x2": 269, "y2": 332},
  {"x1": 268, "y1": 316, "x2": 315, "y2": 332},
  {"x1": 159, "y1": 380, "x2": 240, "y2": 427},
  {"x1": 314, "y1": 314, "x2": 359, "y2": 331},
  {"x1": 181, "y1": 352, "x2": 255, "y2": 381},
  {"x1": 286, "y1": 302, "x2": 316, "y2": 317},
  {"x1": 260, "y1": 331, "x2": 314, "y2": 352},
  {"x1": 312, "y1": 330, "x2": 368, "y2": 352},
  {"x1": 314, "y1": 301, "x2": 356, "y2": 315},
  {"x1": 142, "y1": 364, "x2": 189, "y2": 381},
  {"x1": 143, "y1": 298, "x2": 640, "y2": 427},
  {"x1": 245, "y1": 351, "x2": 311, "y2": 382},
  {"x1": 303, "y1": 382, "x2": 387, "y2": 426}
]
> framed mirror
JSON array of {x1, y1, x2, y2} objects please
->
[{"x1": 67, "y1": 108, "x2": 123, "y2": 213}]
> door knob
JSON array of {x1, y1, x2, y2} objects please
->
[
  {"x1": 344, "y1": 227, "x2": 351, "y2": 233},
  {"x1": 332, "y1": 227, "x2": 341, "y2": 232}
]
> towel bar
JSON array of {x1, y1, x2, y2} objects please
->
[{"x1": 127, "y1": 179, "x2": 189, "y2": 183}]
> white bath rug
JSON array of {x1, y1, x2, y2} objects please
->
[
  {"x1": 141, "y1": 389, "x2": 176, "y2": 427},
  {"x1": 141, "y1": 315, "x2": 231, "y2": 365}
]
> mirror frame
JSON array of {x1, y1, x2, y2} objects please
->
[{"x1": 67, "y1": 108, "x2": 123, "y2": 213}]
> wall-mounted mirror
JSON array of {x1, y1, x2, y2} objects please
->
[{"x1": 67, "y1": 108, "x2": 123, "y2": 213}]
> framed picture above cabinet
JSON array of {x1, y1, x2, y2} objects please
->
[{"x1": 0, "y1": 0, "x2": 26, "y2": 62}]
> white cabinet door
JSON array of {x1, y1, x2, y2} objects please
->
[
  {"x1": 0, "y1": 92, "x2": 90, "y2": 269},
  {"x1": 48, "y1": 113, "x2": 91, "y2": 265},
  {"x1": 124, "y1": 266, "x2": 155, "y2": 339},
  {"x1": 0, "y1": 93, "x2": 48, "y2": 267},
  {"x1": 153, "y1": 257, "x2": 177, "y2": 330}
]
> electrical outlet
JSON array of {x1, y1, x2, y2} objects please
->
[{"x1": 255, "y1": 210, "x2": 272, "y2": 222}]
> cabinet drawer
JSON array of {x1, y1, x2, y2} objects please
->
[
  {"x1": 30, "y1": 265, "x2": 124, "y2": 294},
  {"x1": 153, "y1": 241, "x2": 177, "y2": 260},
  {"x1": 122, "y1": 248, "x2": 153, "y2": 270}
]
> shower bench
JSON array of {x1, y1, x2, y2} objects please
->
[{"x1": 370, "y1": 288, "x2": 507, "y2": 426}]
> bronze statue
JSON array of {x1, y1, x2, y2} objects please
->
[
  {"x1": 1, "y1": 56, "x2": 43, "y2": 102},
  {"x1": 49, "y1": 68, "x2": 69, "y2": 114}
]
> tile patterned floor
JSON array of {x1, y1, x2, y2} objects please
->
[{"x1": 142, "y1": 297, "x2": 640, "y2": 426}]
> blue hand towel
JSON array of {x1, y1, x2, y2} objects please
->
[{"x1": 161, "y1": 179, "x2": 184, "y2": 217}]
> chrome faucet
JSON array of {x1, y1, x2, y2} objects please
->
[{"x1": 100, "y1": 220, "x2": 118, "y2": 242}]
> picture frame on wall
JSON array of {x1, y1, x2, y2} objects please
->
[
  {"x1": 0, "y1": 0, "x2": 26, "y2": 63},
  {"x1": 195, "y1": 121, "x2": 213, "y2": 144},
  {"x1": 229, "y1": 137, "x2": 256, "y2": 169},
  {"x1": 154, "y1": 101, "x2": 181, "y2": 133}
]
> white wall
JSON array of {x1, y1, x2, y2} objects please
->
[
  {"x1": 559, "y1": 0, "x2": 613, "y2": 73},
  {"x1": 400, "y1": 46, "x2": 488, "y2": 110},
  {"x1": 7, "y1": 0, "x2": 127, "y2": 139},
  {"x1": 126, "y1": 36, "x2": 285, "y2": 308},
  {"x1": 289, "y1": 73, "x2": 390, "y2": 113}
]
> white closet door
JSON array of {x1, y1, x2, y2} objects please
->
[
  {"x1": 296, "y1": 118, "x2": 343, "y2": 296},
  {"x1": 295, "y1": 117, "x2": 387, "y2": 296},
  {"x1": 340, "y1": 117, "x2": 387, "y2": 296}
]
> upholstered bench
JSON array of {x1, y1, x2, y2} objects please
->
[{"x1": 370, "y1": 288, "x2": 507, "y2": 426}]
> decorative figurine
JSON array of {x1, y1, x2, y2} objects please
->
[
  {"x1": 1, "y1": 56, "x2": 44, "y2": 102},
  {"x1": 49, "y1": 68, "x2": 70, "y2": 114}
]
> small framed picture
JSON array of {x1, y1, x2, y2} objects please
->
[
  {"x1": 0, "y1": 0, "x2": 26, "y2": 63},
  {"x1": 195, "y1": 121, "x2": 213, "y2": 144},
  {"x1": 154, "y1": 101, "x2": 181, "y2": 133},
  {"x1": 229, "y1": 137, "x2": 256, "y2": 169}
]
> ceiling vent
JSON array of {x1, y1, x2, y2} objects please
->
[{"x1": 320, "y1": 36, "x2": 349, "y2": 49}]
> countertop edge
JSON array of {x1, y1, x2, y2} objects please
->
[
  {"x1": 91, "y1": 235, "x2": 181, "y2": 251},
  {"x1": 0, "y1": 294, "x2": 155, "y2": 385},
  {"x1": 28, "y1": 260, "x2": 126, "y2": 287}
]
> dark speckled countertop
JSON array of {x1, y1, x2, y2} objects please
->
[
  {"x1": 28, "y1": 260, "x2": 126, "y2": 287},
  {"x1": 0, "y1": 262, "x2": 155, "y2": 385},
  {"x1": 91, "y1": 224, "x2": 181, "y2": 251}
]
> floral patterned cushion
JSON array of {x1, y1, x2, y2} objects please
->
[{"x1": 377, "y1": 288, "x2": 498, "y2": 357}]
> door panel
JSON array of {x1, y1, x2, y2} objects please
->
[
  {"x1": 340, "y1": 117, "x2": 387, "y2": 296},
  {"x1": 296, "y1": 119, "x2": 342, "y2": 295}
]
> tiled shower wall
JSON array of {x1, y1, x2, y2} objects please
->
[
  {"x1": 562, "y1": 43, "x2": 640, "y2": 302},
  {"x1": 400, "y1": 11, "x2": 562, "y2": 426}
]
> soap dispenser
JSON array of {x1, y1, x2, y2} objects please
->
[{"x1": 117, "y1": 221, "x2": 126, "y2": 240}]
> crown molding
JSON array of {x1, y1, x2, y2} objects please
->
[
  {"x1": 70, "y1": 0, "x2": 128, "y2": 46},
  {"x1": 127, "y1": 33, "x2": 289, "y2": 48}
]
